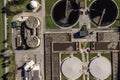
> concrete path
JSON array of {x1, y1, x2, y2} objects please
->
[
  {"x1": 79, "y1": 9, "x2": 91, "y2": 29},
  {"x1": 4, "y1": 0, "x2": 9, "y2": 74},
  {"x1": 4, "y1": 0, "x2": 8, "y2": 48}
]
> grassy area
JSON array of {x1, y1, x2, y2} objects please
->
[
  {"x1": 87, "y1": 0, "x2": 94, "y2": 7},
  {"x1": 62, "y1": 73, "x2": 83, "y2": 80},
  {"x1": 111, "y1": 20, "x2": 120, "y2": 28},
  {"x1": 74, "y1": 53, "x2": 82, "y2": 60},
  {"x1": 61, "y1": 54, "x2": 70, "y2": 61},
  {"x1": 0, "y1": 0, "x2": 5, "y2": 80},
  {"x1": 0, "y1": 57, "x2": 5, "y2": 80},
  {"x1": 106, "y1": 76, "x2": 112, "y2": 80},
  {"x1": 61, "y1": 53, "x2": 82, "y2": 61},
  {"x1": 89, "y1": 75, "x2": 95, "y2": 80},
  {"x1": 101, "y1": 53, "x2": 112, "y2": 61},
  {"x1": 81, "y1": 42, "x2": 90, "y2": 49},
  {"x1": 8, "y1": 0, "x2": 41, "y2": 13},
  {"x1": 0, "y1": 1, "x2": 5, "y2": 49},
  {"x1": 72, "y1": 23, "x2": 79, "y2": 28},
  {"x1": 90, "y1": 23, "x2": 97, "y2": 28},
  {"x1": 89, "y1": 75, "x2": 111, "y2": 80},
  {"x1": 8, "y1": 16, "x2": 13, "y2": 49},
  {"x1": 76, "y1": 75, "x2": 83, "y2": 80},
  {"x1": 45, "y1": 16, "x2": 59, "y2": 29},
  {"x1": 89, "y1": 53, "x2": 97, "y2": 60},
  {"x1": 45, "y1": 0, "x2": 59, "y2": 29},
  {"x1": 89, "y1": 53, "x2": 111, "y2": 61},
  {"x1": 45, "y1": 0, "x2": 57, "y2": 15},
  {"x1": 62, "y1": 75, "x2": 67, "y2": 80},
  {"x1": 6, "y1": 4, "x2": 16, "y2": 80},
  {"x1": 114, "y1": 0, "x2": 120, "y2": 14},
  {"x1": 0, "y1": 0, "x2": 16, "y2": 79},
  {"x1": 62, "y1": 69, "x2": 83, "y2": 80},
  {"x1": 8, "y1": 53, "x2": 16, "y2": 80},
  {"x1": 9, "y1": 0, "x2": 31, "y2": 12}
]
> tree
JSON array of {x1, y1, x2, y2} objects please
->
[{"x1": 2, "y1": 7, "x2": 9, "y2": 13}]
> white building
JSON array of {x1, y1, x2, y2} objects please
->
[
  {"x1": 30, "y1": 0, "x2": 39, "y2": 9},
  {"x1": 24, "y1": 60, "x2": 41, "y2": 80}
]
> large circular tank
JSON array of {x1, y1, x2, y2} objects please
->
[
  {"x1": 25, "y1": 16, "x2": 40, "y2": 29},
  {"x1": 52, "y1": 0, "x2": 80, "y2": 28},
  {"x1": 89, "y1": 0, "x2": 118, "y2": 26},
  {"x1": 61, "y1": 57, "x2": 82, "y2": 80},
  {"x1": 89, "y1": 56, "x2": 111, "y2": 79},
  {"x1": 26, "y1": 36, "x2": 40, "y2": 48}
]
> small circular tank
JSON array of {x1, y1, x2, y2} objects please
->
[
  {"x1": 26, "y1": 36, "x2": 40, "y2": 48},
  {"x1": 25, "y1": 16, "x2": 40, "y2": 29}
]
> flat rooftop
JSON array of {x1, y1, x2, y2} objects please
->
[{"x1": 33, "y1": 70, "x2": 40, "y2": 80}]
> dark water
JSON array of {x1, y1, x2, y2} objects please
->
[
  {"x1": 89, "y1": 0, "x2": 118, "y2": 26},
  {"x1": 52, "y1": 0, "x2": 80, "y2": 27},
  {"x1": 73, "y1": 31, "x2": 80, "y2": 38}
]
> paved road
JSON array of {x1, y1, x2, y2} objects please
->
[
  {"x1": 4, "y1": 0, "x2": 8, "y2": 48},
  {"x1": 4, "y1": 0, "x2": 9, "y2": 74},
  {"x1": 79, "y1": 9, "x2": 91, "y2": 29}
]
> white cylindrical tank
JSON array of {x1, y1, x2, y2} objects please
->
[
  {"x1": 89, "y1": 56, "x2": 111, "y2": 80},
  {"x1": 30, "y1": 0, "x2": 38, "y2": 9},
  {"x1": 61, "y1": 57, "x2": 83, "y2": 80}
]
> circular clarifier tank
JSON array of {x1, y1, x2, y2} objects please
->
[
  {"x1": 89, "y1": 0, "x2": 118, "y2": 26},
  {"x1": 89, "y1": 56, "x2": 111, "y2": 80},
  {"x1": 52, "y1": 0, "x2": 80, "y2": 28},
  {"x1": 61, "y1": 57, "x2": 82, "y2": 80}
]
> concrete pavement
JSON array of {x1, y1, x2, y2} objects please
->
[
  {"x1": 4, "y1": 0, "x2": 8, "y2": 48},
  {"x1": 4, "y1": 0, "x2": 9, "y2": 74}
]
